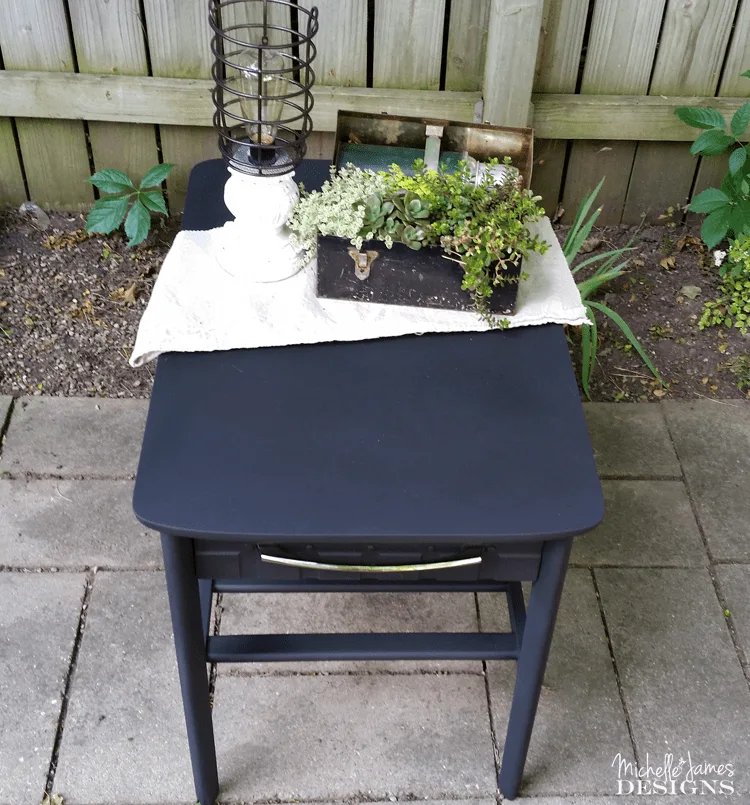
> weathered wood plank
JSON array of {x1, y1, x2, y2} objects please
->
[
  {"x1": 68, "y1": 0, "x2": 159, "y2": 187},
  {"x1": 0, "y1": 119, "x2": 26, "y2": 206},
  {"x1": 373, "y1": 0, "x2": 447, "y2": 90},
  {"x1": 306, "y1": 131, "x2": 336, "y2": 161},
  {"x1": 624, "y1": 0, "x2": 739, "y2": 223},
  {"x1": 142, "y1": 0, "x2": 212, "y2": 79},
  {"x1": 445, "y1": 0, "x2": 492, "y2": 92},
  {"x1": 534, "y1": 0, "x2": 589, "y2": 93},
  {"x1": 531, "y1": 0, "x2": 589, "y2": 226},
  {"x1": 718, "y1": 0, "x2": 750, "y2": 94},
  {"x1": 483, "y1": 0, "x2": 545, "y2": 126},
  {"x1": 0, "y1": 71, "x2": 482, "y2": 130},
  {"x1": 159, "y1": 126, "x2": 219, "y2": 213},
  {"x1": 565, "y1": 0, "x2": 668, "y2": 223},
  {"x1": 0, "y1": 0, "x2": 92, "y2": 209},
  {"x1": 15, "y1": 118, "x2": 92, "y2": 211},
  {"x1": 313, "y1": 0, "x2": 367, "y2": 86}
]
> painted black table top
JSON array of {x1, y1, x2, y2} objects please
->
[{"x1": 133, "y1": 159, "x2": 603, "y2": 543}]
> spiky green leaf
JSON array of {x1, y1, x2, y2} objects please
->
[
  {"x1": 587, "y1": 300, "x2": 662, "y2": 383},
  {"x1": 690, "y1": 129, "x2": 735, "y2": 156},
  {"x1": 86, "y1": 195, "x2": 131, "y2": 234},
  {"x1": 124, "y1": 199, "x2": 151, "y2": 247},
  {"x1": 689, "y1": 187, "x2": 732, "y2": 213},
  {"x1": 139, "y1": 189, "x2": 168, "y2": 215},
  {"x1": 580, "y1": 306, "x2": 597, "y2": 400},
  {"x1": 674, "y1": 106, "x2": 726, "y2": 131},
  {"x1": 139, "y1": 163, "x2": 176, "y2": 189},
  {"x1": 701, "y1": 206, "x2": 732, "y2": 249},
  {"x1": 87, "y1": 169, "x2": 135, "y2": 195},
  {"x1": 729, "y1": 146, "x2": 748, "y2": 177},
  {"x1": 731, "y1": 102, "x2": 750, "y2": 138}
]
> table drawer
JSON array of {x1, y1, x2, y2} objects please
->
[{"x1": 193, "y1": 541, "x2": 543, "y2": 582}]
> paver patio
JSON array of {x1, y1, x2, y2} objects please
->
[{"x1": 0, "y1": 397, "x2": 749, "y2": 804}]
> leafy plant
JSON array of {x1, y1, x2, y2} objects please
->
[
  {"x1": 565, "y1": 178, "x2": 662, "y2": 398},
  {"x1": 675, "y1": 70, "x2": 750, "y2": 248},
  {"x1": 700, "y1": 233, "x2": 750, "y2": 334},
  {"x1": 86, "y1": 164, "x2": 175, "y2": 247}
]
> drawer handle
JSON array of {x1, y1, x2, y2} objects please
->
[{"x1": 259, "y1": 553, "x2": 482, "y2": 573}]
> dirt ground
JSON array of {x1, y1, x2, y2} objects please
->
[{"x1": 0, "y1": 206, "x2": 748, "y2": 401}]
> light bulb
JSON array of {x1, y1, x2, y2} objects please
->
[{"x1": 237, "y1": 48, "x2": 287, "y2": 146}]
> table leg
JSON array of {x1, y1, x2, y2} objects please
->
[
  {"x1": 498, "y1": 537, "x2": 572, "y2": 799},
  {"x1": 161, "y1": 533, "x2": 220, "y2": 805}
]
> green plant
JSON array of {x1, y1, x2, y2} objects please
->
[
  {"x1": 700, "y1": 234, "x2": 750, "y2": 333},
  {"x1": 675, "y1": 70, "x2": 750, "y2": 248},
  {"x1": 86, "y1": 164, "x2": 175, "y2": 247},
  {"x1": 565, "y1": 178, "x2": 662, "y2": 398},
  {"x1": 289, "y1": 158, "x2": 549, "y2": 320},
  {"x1": 728, "y1": 354, "x2": 750, "y2": 391}
]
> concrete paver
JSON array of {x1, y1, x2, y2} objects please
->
[
  {"x1": 0, "y1": 398, "x2": 147, "y2": 478},
  {"x1": 0, "y1": 573, "x2": 85, "y2": 805},
  {"x1": 596, "y1": 567, "x2": 750, "y2": 794},
  {"x1": 212, "y1": 672, "x2": 497, "y2": 801},
  {"x1": 663, "y1": 401, "x2": 750, "y2": 561},
  {"x1": 715, "y1": 564, "x2": 750, "y2": 664},
  {"x1": 0, "y1": 480, "x2": 160, "y2": 569},
  {"x1": 583, "y1": 403, "x2": 681, "y2": 477},
  {"x1": 481, "y1": 570, "x2": 633, "y2": 795},
  {"x1": 54, "y1": 572, "x2": 193, "y2": 805},
  {"x1": 572, "y1": 481, "x2": 707, "y2": 567}
]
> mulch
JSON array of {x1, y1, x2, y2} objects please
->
[{"x1": 0, "y1": 206, "x2": 748, "y2": 401}]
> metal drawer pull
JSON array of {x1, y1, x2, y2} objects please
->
[{"x1": 259, "y1": 553, "x2": 482, "y2": 573}]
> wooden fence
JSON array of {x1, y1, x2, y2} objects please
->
[{"x1": 0, "y1": 0, "x2": 749, "y2": 223}]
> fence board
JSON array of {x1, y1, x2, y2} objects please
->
[
  {"x1": 445, "y1": 0, "x2": 491, "y2": 92},
  {"x1": 143, "y1": 0, "x2": 216, "y2": 211},
  {"x1": 692, "y1": 0, "x2": 750, "y2": 210},
  {"x1": 564, "y1": 0, "x2": 667, "y2": 223},
  {"x1": 531, "y1": 0, "x2": 588, "y2": 213},
  {"x1": 0, "y1": 119, "x2": 26, "y2": 206},
  {"x1": 68, "y1": 0, "x2": 159, "y2": 187},
  {"x1": 374, "y1": 0, "x2": 446, "y2": 90},
  {"x1": 483, "y1": 0, "x2": 545, "y2": 127},
  {"x1": 0, "y1": 0, "x2": 92, "y2": 209},
  {"x1": 624, "y1": 0, "x2": 739, "y2": 223},
  {"x1": 305, "y1": 0, "x2": 367, "y2": 87}
]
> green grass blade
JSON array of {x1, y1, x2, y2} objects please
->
[
  {"x1": 564, "y1": 207, "x2": 602, "y2": 263},
  {"x1": 580, "y1": 306, "x2": 597, "y2": 400},
  {"x1": 587, "y1": 300, "x2": 663, "y2": 383},
  {"x1": 562, "y1": 177, "x2": 606, "y2": 262},
  {"x1": 571, "y1": 246, "x2": 634, "y2": 273}
]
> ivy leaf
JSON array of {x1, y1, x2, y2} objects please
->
[
  {"x1": 690, "y1": 129, "x2": 735, "y2": 156},
  {"x1": 139, "y1": 163, "x2": 176, "y2": 189},
  {"x1": 689, "y1": 188, "x2": 731, "y2": 214},
  {"x1": 701, "y1": 206, "x2": 732, "y2": 249},
  {"x1": 86, "y1": 196, "x2": 131, "y2": 234},
  {"x1": 87, "y1": 168, "x2": 136, "y2": 195},
  {"x1": 139, "y1": 189, "x2": 168, "y2": 215},
  {"x1": 124, "y1": 199, "x2": 151, "y2": 247},
  {"x1": 732, "y1": 102, "x2": 750, "y2": 138},
  {"x1": 729, "y1": 146, "x2": 748, "y2": 176},
  {"x1": 674, "y1": 106, "x2": 726, "y2": 130}
]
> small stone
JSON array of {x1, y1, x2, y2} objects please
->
[{"x1": 680, "y1": 284, "x2": 702, "y2": 300}]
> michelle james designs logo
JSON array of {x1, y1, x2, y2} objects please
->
[{"x1": 613, "y1": 752, "x2": 735, "y2": 795}]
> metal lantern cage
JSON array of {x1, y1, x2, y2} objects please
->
[{"x1": 209, "y1": 0, "x2": 319, "y2": 176}]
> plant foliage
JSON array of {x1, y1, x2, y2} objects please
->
[
  {"x1": 700, "y1": 234, "x2": 750, "y2": 334},
  {"x1": 675, "y1": 72, "x2": 750, "y2": 249},
  {"x1": 288, "y1": 158, "x2": 549, "y2": 319},
  {"x1": 565, "y1": 179, "x2": 662, "y2": 399},
  {"x1": 85, "y1": 164, "x2": 175, "y2": 247}
]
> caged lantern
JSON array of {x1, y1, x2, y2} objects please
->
[{"x1": 209, "y1": 0, "x2": 319, "y2": 281}]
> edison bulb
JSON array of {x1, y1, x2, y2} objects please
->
[{"x1": 236, "y1": 48, "x2": 287, "y2": 145}]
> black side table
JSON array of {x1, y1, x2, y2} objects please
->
[{"x1": 133, "y1": 160, "x2": 604, "y2": 805}]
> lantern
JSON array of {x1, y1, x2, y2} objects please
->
[{"x1": 209, "y1": 0, "x2": 319, "y2": 281}]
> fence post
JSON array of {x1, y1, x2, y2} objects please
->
[{"x1": 482, "y1": 0, "x2": 545, "y2": 127}]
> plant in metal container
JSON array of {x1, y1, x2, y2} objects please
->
[{"x1": 289, "y1": 158, "x2": 548, "y2": 321}]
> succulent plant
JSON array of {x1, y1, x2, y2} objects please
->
[
  {"x1": 355, "y1": 190, "x2": 429, "y2": 249},
  {"x1": 393, "y1": 191, "x2": 430, "y2": 222},
  {"x1": 402, "y1": 224, "x2": 426, "y2": 251}
]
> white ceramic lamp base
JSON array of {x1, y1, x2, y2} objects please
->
[{"x1": 215, "y1": 168, "x2": 304, "y2": 283}]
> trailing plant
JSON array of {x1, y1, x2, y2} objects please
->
[
  {"x1": 288, "y1": 158, "x2": 549, "y2": 319},
  {"x1": 700, "y1": 234, "x2": 750, "y2": 334},
  {"x1": 566, "y1": 178, "x2": 662, "y2": 399},
  {"x1": 675, "y1": 70, "x2": 750, "y2": 249},
  {"x1": 86, "y1": 164, "x2": 175, "y2": 247}
]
